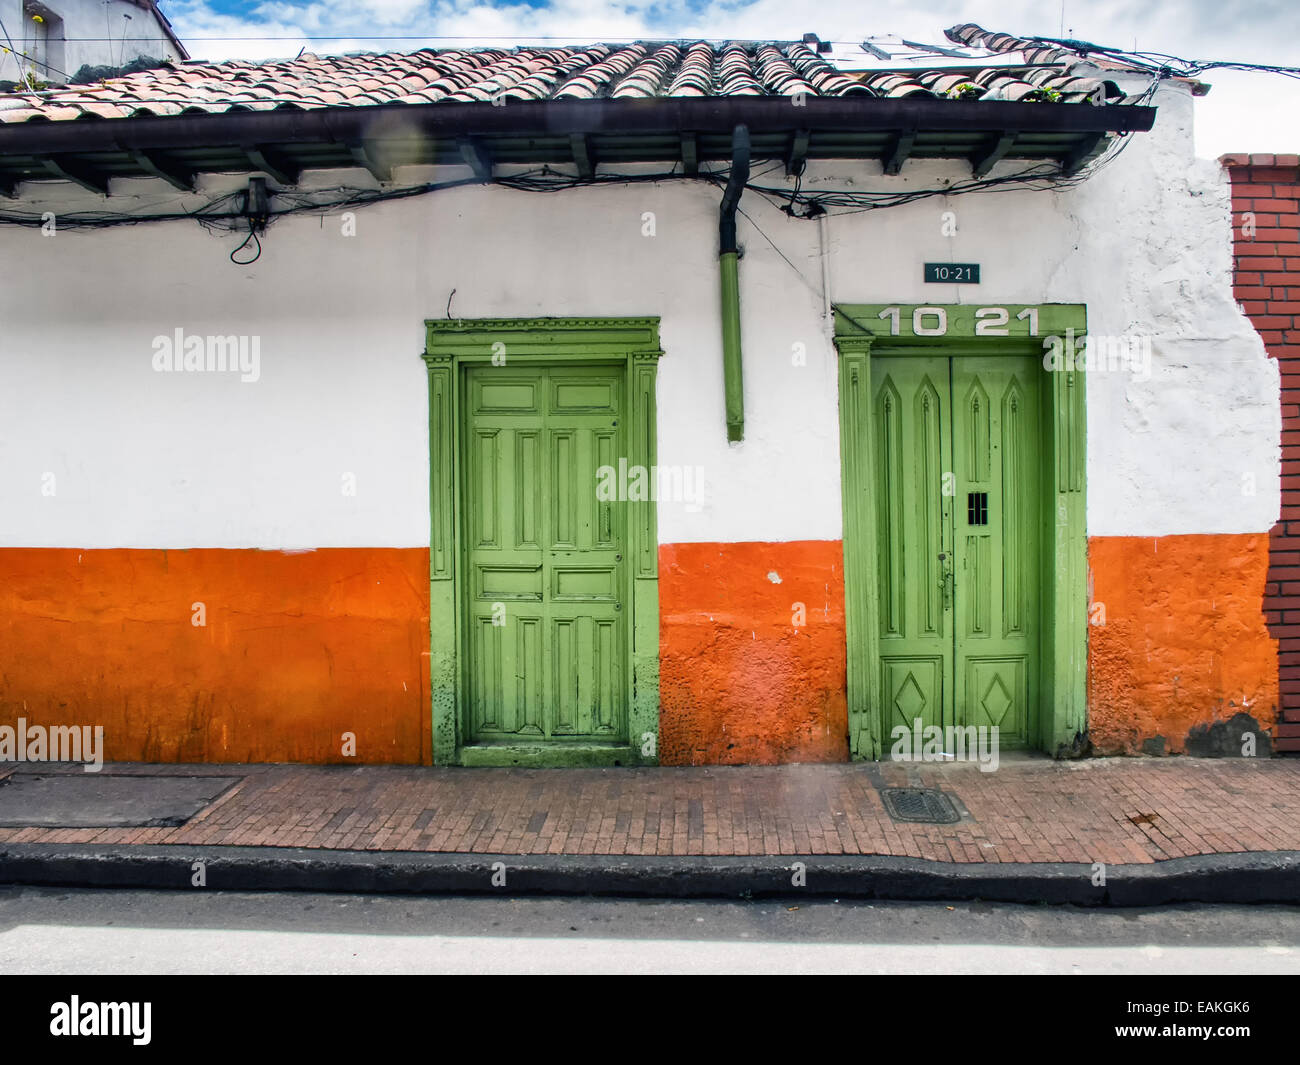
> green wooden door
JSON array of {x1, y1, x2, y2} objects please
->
[
  {"x1": 873, "y1": 355, "x2": 1040, "y2": 747},
  {"x1": 463, "y1": 364, "x2": 628, "y2": 744}
]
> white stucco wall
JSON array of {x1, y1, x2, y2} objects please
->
[{"x1": 0, "y1": 79, "x2": 1278, "y2": 549}]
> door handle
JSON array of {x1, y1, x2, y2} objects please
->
[{"x1": 937, "y1": 553, "x2": 954, "y2": 608}]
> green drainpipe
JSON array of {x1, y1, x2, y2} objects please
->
[{"x1": 718, "y1": 124, "x2": 750, "y2": 443}]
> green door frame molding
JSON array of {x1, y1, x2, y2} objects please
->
[
  {"x1": 833, "y1": 303, "x2": 1088, "y2": 760},
  {"x1": 423, "y1": 317, "x2": 664, "y2": 767}
]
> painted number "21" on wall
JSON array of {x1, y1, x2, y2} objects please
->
[{"x1": 876, "y1": 306, "x2": 1040, "y2": 337}]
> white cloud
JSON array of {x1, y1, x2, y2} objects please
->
[{"x1": 162, "y1": 0, "x2": 1300, "y2": 158}]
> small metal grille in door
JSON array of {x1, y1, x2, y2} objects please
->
[{"x1": 967, "y1": 492, "x2": 988, "y2": 525}]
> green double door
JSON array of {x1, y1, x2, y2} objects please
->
[
  {"x1": 462, "y1": 364, "x2": 628, "y2": 745},
  {"x1": 873, "y1": 354, "x2": 1042, "y2": 747}
]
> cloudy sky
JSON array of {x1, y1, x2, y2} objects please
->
[{"x1": 159, "y1": 0, "x2": 1298, "y2": 160}]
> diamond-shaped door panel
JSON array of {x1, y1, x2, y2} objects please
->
[
  {"x1": 883, "y1": 657, "x2": 944, "y2": 733},
  {"x1": 964, "y1": 658, "x2": 1026, "y2": 740},
  {"x1": 980, "y1": 674, "x2": 1013, "y2": 727},
  {"x1": 894, "y1": 674, "x2": 926, "y2": 719}
]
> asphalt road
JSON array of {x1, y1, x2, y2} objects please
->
[{"x1": 1, "y1": 886, "x2": 1298, "y2": 973}]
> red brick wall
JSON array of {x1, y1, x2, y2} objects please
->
[{"x1": 1223, "y1": 153, "x2": 1300, "y2": 752}]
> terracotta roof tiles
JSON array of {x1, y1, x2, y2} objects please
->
[{"x1": 0, "y1": 33, "x2": 1138, "y2": 125}]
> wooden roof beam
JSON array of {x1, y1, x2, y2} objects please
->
[
  {"x1": 242, "y1": 145, "x2": 300, "y2": 186},
  {"x1": 971, "y1": 131, "x2": 1017, "y2": 178},
  {"x1": 680, "y1": 131, "x2": 698, "y2": 176},
  {"x1": 458, "y1": 137, "x2": 493, "y2": 181},
  {"x1": 884, "y1": 129, "x2": 916, "y2": 175},
  {"x1": 42, "y1": 155, "x2": 112, "y2": 195},
  {"x1": 1062, "y1": 131, "x2": 1108, "y2": 176},
  {"x1": 569, "y1": 132, "x2": 595, "y2": 179},
  {"x1": 346, "y1": 141, "x2": 392, "y2": 183},
  {"x1": 786, "y1": 128, "x2": 810, "y2": 177},
  {"x1": 128, "y1": 148, "x2": 196, "y2": 191}
]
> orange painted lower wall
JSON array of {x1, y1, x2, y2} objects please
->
[
  {"x1": 0, "y1": 536, "x2": 1279, "y2": 766},
  {"x1": 0, "y1": 548, "x2": 430, "y2": 764},
  {"x1": 1087, "y1": 534, "x2": 1279, "y2": 754},
  {"x1": 657, "y1": 540, "x2": 849, "y2": 765}
]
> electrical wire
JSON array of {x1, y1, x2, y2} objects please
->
[
  {"x1": 0, "y1": 63, "x2": 1158, "y2": 238},
  {"x1": 0, "y1": 17, "x2": 19, "y2": 62},
  {"x1": 1025, "y1": 35, "x2": 1300, "y2": 81},
  {"x1": 8, "y1": 35, "x2": 875, "y2": 44},
  {"x1": 0, "y1": 125, "x2": 1142, "y2": 234},
  {"x1": 0, "y1": 173, "x2": 492, "y2": 229},
  {"x1": 735, "y1": 203, "x2": 821, "y2": 294},
  {"x1": 0, "y1": 23, "x2": 1281, "y2": 259},
  {"x1": 6, "y1": 29, "x2": 1296, "y2": 88},
  {"x1": 228, "y1": 218, "x2": 261, "y2": 263},
  {"x1": 0, "y1": 61, "x2": 1087, "y2": 105},
  {"x1": 0, "y1": 14, "x2": 74, "y2": 83},
  {"x1": 18, "y1": 31, "x2": 1300, "y2": 82},
  {"x1": 0, "y1": 32, "x2": 1274, "y2": 259}
]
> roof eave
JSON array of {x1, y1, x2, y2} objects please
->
[
  {"x1": 0, "y1": 95, "x2": 1157, "y2": 154},
  {"x1": 0, "y1": 96, "x2": 1156, "y2": 196}
]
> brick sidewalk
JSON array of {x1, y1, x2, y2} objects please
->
[{"x1": 2, "y1": 756, "x2": 1298, "y2": 863}]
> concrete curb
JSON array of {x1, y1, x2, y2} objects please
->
[{"x1": 2, "y1": 844, "x2": 1300, "y2": 905}]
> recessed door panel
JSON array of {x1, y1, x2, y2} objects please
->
[
  {"x1": 963, "y1": 656, "x2": 1029, "y2": 738},
  {"x1": 882, "y1": 657, "x2": 946, "y2": 738}
]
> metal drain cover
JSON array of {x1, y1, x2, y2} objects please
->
[{"x1": 879, "y1": 787, "x2": 961, "y2": 825}]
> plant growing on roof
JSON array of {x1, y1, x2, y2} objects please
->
[
  {"x1": 1024, "y1": 86, "x2": 1063, "y2": 102},
  {"x1": 70, "y1": 56, "x2": 167, "y2": 85},
  {"x1": 945, "y1": 82, "x2": 981, "y2": 100}
]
